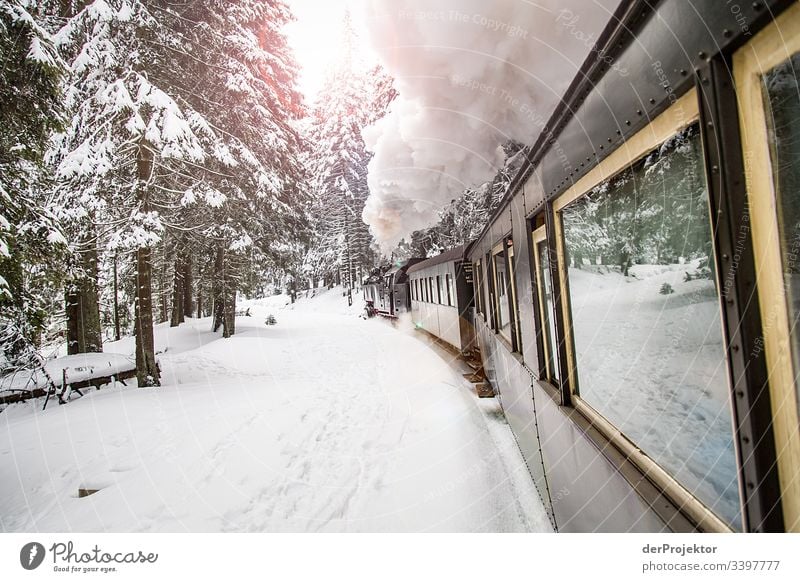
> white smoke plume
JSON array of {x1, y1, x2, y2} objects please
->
[{"x1": 358, "y1": 0, "x2": 622, "y2": 250}]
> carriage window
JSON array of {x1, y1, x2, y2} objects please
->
[
  {"x1": 763, "y1": 52, "x2": 800, "y2": 413},
  {"x1": 560, "y1": 124, "x2": 740, "y2": 529},
  {"x1": 436, "y1": 275, "x2": 442, "y2": 304},
  {"x1": 475, "y1": 261, "x2": 485, "y2": 318},
  {"x1": 533, "y1": 226, "x2": 559, "y2": 382},
  {"x1": 492, "y1": 241, "x2": 513, "y2": 344},
  {"x1": 446, "y1": 273, "x2": 454, "y2": 307}
]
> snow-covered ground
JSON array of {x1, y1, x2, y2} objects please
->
[{"x1": 0, "y1": 287, "x2": 550, "y2": 532}]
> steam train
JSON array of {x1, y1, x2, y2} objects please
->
[{"x1": 379, "y1": 1, "x2": 800, "y2": 533}]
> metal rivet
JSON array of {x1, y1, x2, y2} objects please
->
[
  {"x1": 680, "y1": 69, "x2": 688, "y2": 76},
  {"x1": 698, "y1": 51, "x2": 707, "y2": 59},
  {"x1": 636, "y1": 109, "x2": 642, "y2": 115},
  {"x1": 649, "y1": 98, "x2": 656, "y2": 104},
  {"x1": 742, "y1": 435, "x2": 750, "y2": 444},
  {"x1": 625, "y1": 120, "x2": 631, "y2": 126},
  {"x1": 723, "y1": 29, "x2": 732, "y2": 38},
  {"x1": 732, "y1": 344, "x2": 740, "y2": 352},
  {"x1": 737, "y1": 390, "x2": 745, "y2": 398},
  {"x1": 752, "y1": 2, "x2": 763, "y2": 10}
]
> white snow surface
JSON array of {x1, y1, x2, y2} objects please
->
[{"x1": 0, "y1": 287, "x2": 550, "y2": 532}]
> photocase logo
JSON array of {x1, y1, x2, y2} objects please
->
[{"x1": 20, "y1": 542, "x2": 46, "y2": 570}]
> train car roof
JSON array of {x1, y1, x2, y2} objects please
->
[
  {"x1": 385, "y1": 257, "x2": 425, "y2": 276},
  {"x1": 407, "y1": 242, "x2": 474, "y2": 274}
]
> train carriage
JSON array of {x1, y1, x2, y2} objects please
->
[
  {"x1": 463, "y1": 0, "x2": 800, "y2": 532},
  {"x1": 408, "y1": 243, "x2": 476, "y2": 355},
  {"x1": 363, "y1": 259, "x2": 423, "y2": 318}
]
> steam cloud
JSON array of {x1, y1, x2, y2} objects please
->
[{"x1": 359, "y1": 0, "x2": 621, "y2": 250}]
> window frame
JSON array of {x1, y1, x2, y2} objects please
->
[
  {"x1": 491, "y1": 237, "x2": 519, "y2": 348},
  {"x1": 532, "y1": 225, "x2": 558, "y2": 382},
  {"x1": 551, "y1": 88, "x2": 734, "y2": 533},
  {"x1": 733, "y1": 3, "x2": 800, "y2": 530},
  {"x1": 475, "y1": 260, "x2": 485, "y2": 319}
]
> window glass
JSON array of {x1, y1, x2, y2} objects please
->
[
  {"x1": 763, "y1": 52, "x2": 800, "y2": 414},
  {"x1": 560, "y1": 124, "x2": 740, "y2": 529},
  {"x1": 536, "y1": 238, "x2": 559, "y2": 381},
  {"x1": 436, "y1": 275, "x2": 442, "y2": 304},
  {"x1": 494, "y1": 249, "x2": 511, "y2": 341},
  {"x1": 476, "y1": 261, "x2": 485, "y2": 317},
  {"x1": 507, "y1": 242, "x2": 521, "y2": 350},
  {"x1": 446, "y1": 273, "x2": 454, "y2": 306}
]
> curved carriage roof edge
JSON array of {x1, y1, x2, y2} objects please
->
[
  {"x1": 385, "y1": 258, "x2": 425, "y2": 276},
  {"x1": 467, "y1": 0, "x2": 791, "y2": 255},
  {"x1": 406, "y1": 242, "x2": 475, "y2": 274}
]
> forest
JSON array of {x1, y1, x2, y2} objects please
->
[{"x1": 1, "y1": 0, "x2": 519, "y2": 390}]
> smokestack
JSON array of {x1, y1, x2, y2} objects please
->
[{"x1": 359, "y1": 0, "x2": 622, "y2": 250}]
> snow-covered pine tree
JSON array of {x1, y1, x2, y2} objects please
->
[
  {"x1": 165, "y1": 0, "x2": 308, "y2": 336},
  {"x1": 405, "y1": 143, "x2": 525, "y2": 257},
  {"x1": 0, "y1": 1, "x2": 67, "y2": 368},
  {"x1": 306, "y1": 12, "x2": 396, "y2": 290},
  {"x1": 54, "y1": 0, "x2": 226, "y2": 385}
]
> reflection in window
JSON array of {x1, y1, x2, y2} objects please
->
[
  {"x1": 561, "y1": 124, "x2": 740, "y2": 529},
  {"x1": 764, "y1": 52, "x2": 800, "y2": 415},
  {"x1": 494, "y1": 250, "x2": 511, "y2": 341},
  {"x1": 476, "y1": 261, "x2": 485, "y2": 318},
  {"x1": 537, "y1": 240, "x2": 559, "y2": 382},
  {"x1": 446, "y1": 273, "x2": 453, "y2": 306}
]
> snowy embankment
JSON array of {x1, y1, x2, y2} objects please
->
[{"x1": 0, "y1": 287, "x2": 550, "y2": 532}]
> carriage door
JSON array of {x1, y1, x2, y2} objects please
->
[{"x1": 532, "y1": 225, "x2": 560, "y2": 383}]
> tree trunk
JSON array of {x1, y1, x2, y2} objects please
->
[
  {"x1": 170, "y1": 251, "x2": 184, "y2": 328},
  {"x1": 182, "y1": 252, "x2": 193, "y2": 318},
  {"x1": 222, "y1": 288, "x2": 235, "y2": 338},
  {"x1": 134, "y1": 141, "x2": 160, "y2": 387},
  {"x1": 113, "y1": 253, "x2": 121, "y2": 341},
  {"x1": 65, "y1": 244, "x2": 103, "y2": 354},
  {"x1": 212, "y1": 244, "x2": 224, "y2": 333},
  {"x1": 135, "y1": 245, "x2": 160, "y2": 386},
  {"x1": 158, "y1": 244, "x2": 169, "y2": 324}
]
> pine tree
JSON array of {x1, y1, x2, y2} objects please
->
[
  {"x1": 306, "y1": 13, "x2": 396, "y2": 290},
  {"x1": 0, "y1": 1, "x2": 67, "y2": 368}
]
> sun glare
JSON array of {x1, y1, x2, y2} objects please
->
[{"x1": 285, "y1": 0, "x2": 376, "y2": 100}]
